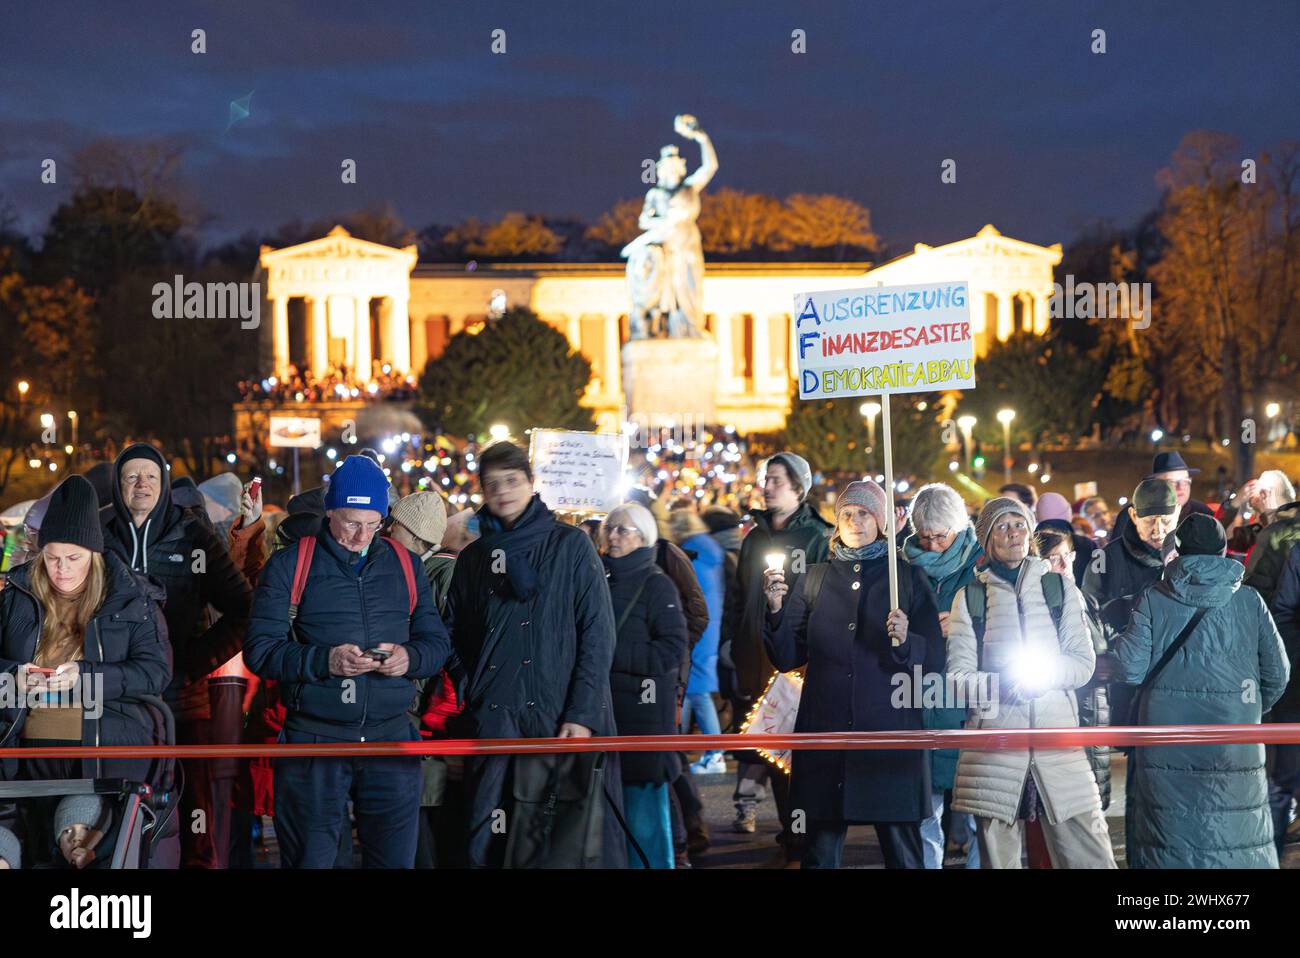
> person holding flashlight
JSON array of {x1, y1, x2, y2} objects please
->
[
  {"x1": 946, "y1": 497, "x2": 1116, "y2": 868},
  {"x1": 762, "y1": 480, "x2": 940, "y2": 868}
]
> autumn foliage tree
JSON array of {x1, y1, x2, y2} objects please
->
[{"x1": 1149, "y1": 131, "x2": 1300, "y2": 479}]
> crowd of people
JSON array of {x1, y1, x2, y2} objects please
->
[
  {"x1": 0, "y1": 435, "x2": 1297, "y2": 870},
  {"x1": 236, "y1": 363, "x2": 418, "y2": 404}
]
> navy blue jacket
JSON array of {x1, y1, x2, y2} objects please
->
[
  {"x1": 1271, "y1": 543, "x2": 1300, "y2": 717},
  {"x1": 244, "y1": 528, "x2": 451, "y2": 741}
]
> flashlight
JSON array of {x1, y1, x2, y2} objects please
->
[
  {"x1": 1009, "y1": 646, "x2": 1054, "y2": 696},
  {"x1": 765, "y1": 552, "x2": 786, "y2": 573}
]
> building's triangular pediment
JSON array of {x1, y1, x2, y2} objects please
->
[{"x1": 259, "y1": 226, "x2": 417, "y2": 266}]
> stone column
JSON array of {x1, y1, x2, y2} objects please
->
[
  {"x1": 1033, "y1": 292, "x2": 1049, "y2": 335},
  {"x1": 388, "y1": 294, "x2": 411, "y2": 374},
  {"x1": 354, "y1": 297, "x2": 372, "y2": 380},
  {"x1": 271, "y1": 296, "x2": 289, "y2": 376},
  {"x1": 310, "y1": 296, "x2": 328, "y2": 377},
  {"x1": 714, "y1": 312, "x2": 735, "y2": 393},
  {"x1": 751, "y1": 311, "x2": 771, "y2": 397},
  {"x1": 997, "y1": 293, "x2": 1013, "y2": 343},
  {"x1": 410, "y1": 309, "x2": 427, "y2": 375},
  {"x1": 606, "y1": 314, "x2": 621, "y2": 400}
]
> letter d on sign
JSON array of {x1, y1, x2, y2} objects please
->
[{"x1": 801, "y1": 369, "x2": 819, "y2": 396}]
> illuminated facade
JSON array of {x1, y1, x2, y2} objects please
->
[{"x1": 256, "y1": 223, "x2": 1061, "y2": 433}]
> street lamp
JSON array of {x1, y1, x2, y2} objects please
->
[
  {"x1": 860, "y1": 401, "x2": 881, "y2": 472},
  {"x1": 957, "y1": 415, "x2": 977, "y2": 473},
  {"x1": 489, "y1": 422, "x2": 509, "y2": 442},
  {"x1": 1265, "y1": 402, "x2": 1280, "y2": 419},
  {"x1": 996, "y1": 408, "x2": 1016, "y2": 484}
]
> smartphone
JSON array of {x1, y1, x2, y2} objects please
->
[
  {"x1": 363, "y1": 648, "x2": 391, "y2": 662},
  {"x1": 248, "y1": 476, "x2": 262, "y2": 498},
  {"x1": 27, "y1": 666, "x2": 57, "y2": 676}
]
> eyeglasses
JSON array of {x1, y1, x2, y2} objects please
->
[
  {"x1": 338, "y1": 519, "x2": 383, "y2": 534},
  {"x1": 916, "y1": 529, "x2": 953, "y2": 546},
  {"x1": 483, "y1": 474, "x2": 526, "y2": 494},
  {"x1": 607, "y1": 525, "x2": 640, "y2": 538},
  {"x1": 1171, "y1": 479, "x2": 1192, "y2": 490},
  {"x1": 1047, "y1": 551, "x2": 1075, "y2": 569}
]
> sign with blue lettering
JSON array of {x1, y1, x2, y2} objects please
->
[{"x1": 793, "y1": 281, "x2": 975, "y2": 399}]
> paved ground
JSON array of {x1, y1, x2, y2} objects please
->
[{"x1": 248, "y1": 750, "x2": 1300, "y2": 868}]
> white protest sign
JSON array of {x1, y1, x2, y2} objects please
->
[
  {"x1": 268, "y1": 416, "x2": 322, "y2": 449},
  {"x1": 529, "y1": 429, "x2": 630, "y2": 514},
  {"x1": 793, "y1": 281, "x2": 975, "y2": 399},
  {"x1": 741, "y1": 671, "x2": 804, "y2": 774}
]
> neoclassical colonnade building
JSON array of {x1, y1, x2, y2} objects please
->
[{"x1": 255, "y1": 223, "x2": 1062, "y2": 434}]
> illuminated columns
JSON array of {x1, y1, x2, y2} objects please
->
[
  {"x1": 271, "y1": 297, "x2": 289, "y2": 376},
  {"x1": 310, "y1": 296, "x2": 328, "y2": 377}
]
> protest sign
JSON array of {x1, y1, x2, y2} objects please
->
[
  {"x1": 529, "y1": 428, "x2": 630, "y2": 514},
  {"x1": 793, "y1": 281, "x2": 974, "y2": 399},
  {"x1": 740, "y1": 671, "x2": 804, "y2": 774},
  {"x1": 268, "y1": 416, "x2": 322, "y2": 449}
]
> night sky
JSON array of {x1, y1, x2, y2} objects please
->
[{"x1": 2, "y1": 0, "x2": 1297, "y2": 253}]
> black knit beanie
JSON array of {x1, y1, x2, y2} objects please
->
[{"x1": 38, "y1": 475, "x2": 105, "y2": 553}]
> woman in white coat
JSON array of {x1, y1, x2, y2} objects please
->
[{"x1": 946, "y1": 497, "x2": 1116, "y2": 868}]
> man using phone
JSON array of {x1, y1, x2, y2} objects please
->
[{"x1": 244, "y1": 455, "x2": 451, "y2": 868}]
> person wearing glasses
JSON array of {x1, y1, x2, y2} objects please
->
[
  {"x1": 947, "y1": 497, "x2": 1115, "y2": 868},
  {"x1": 243, "y1": 454, "x2": 451, "y2": 868},
  {"x1": 100, "y1": 442, "x2": 254, "y2": 869},
  {"x1": 901, "y1": 482, "x2": 983, "y2": 868},
  {"x1": 601, "y1": 503, "x2": 688, "y2": 867}
]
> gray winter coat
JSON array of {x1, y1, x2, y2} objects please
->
[{"x1": 1115, "y1": 554, "x2": 1290, "y2": 868}]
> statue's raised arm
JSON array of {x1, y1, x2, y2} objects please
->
[{"x1": 676, "y1": 114, "x2": 718, "y2": 191}]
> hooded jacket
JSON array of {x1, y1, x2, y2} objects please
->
[
  {"x1": 0, "y1": 551, "x2": 172, "y2": 783},
  {"x1": 1272, "y1": 544, "x2": 1300, "y2": 717},
  {"x1": 724, "y1": 501, "x2": 833, "y2": 701},
  {"x1": 1115, "y1": 554, "x2": 1289, "y2": 868},
  {"x1": 1245, "y1": 501, "x2": 1300, "y2": 604},
  {"x1": 100, "y1": 443, "x2": 253, "y2": 688}
]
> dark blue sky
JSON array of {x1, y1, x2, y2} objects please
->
[{"x1": 2, "y1": 0, "x2": 1297, "y2": 253}]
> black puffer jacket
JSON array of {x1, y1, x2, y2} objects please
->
[
  {"x1": 446, "y1": 495, "x2": 617, "y2": 739},
  {"x1": 0, "y1": 552, "x2": 172, "y2": 783},
  {"x1": 100, "y1": 443, "x2": 252, "y2": 687},
  {"x1": 604, "y1": 547, "x2": 688, "y2": 784}
]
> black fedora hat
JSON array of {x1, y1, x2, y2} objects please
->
[{"x1": 1146, "y1": 451, "x2": 1200, "y2": 479}]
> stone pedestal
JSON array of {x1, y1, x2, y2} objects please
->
[{"x1": 621, "y1": 338, "x2": 719, "y2": 422}]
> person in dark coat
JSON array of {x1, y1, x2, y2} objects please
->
[
  {"x1": 1268, "y1": 543, "x2": 1300, "y2": 854},
  {"x1": 243, "y1": 455, "x2": 450, "y2": 868},
  {"x1": 602, "y1": 503, "x2": 688, "y2": 868},
  {"x1": 100, "y1": 442, "x2": 253, "y2": 869},
  {"x1": 723, "y1": 452, "x2": 832, "y2": 851},
  {"x1": 1115, "y1": 514, "x2": 1289, "y2": 868},
  {"x1": 0, "y1": 475, "x2": 173, "y2": 868},
  {"x1": 763, "y1": 480, "x2": 940, "y2": 869},
  {"x1": 444, "y1": 441, "x2": 625, "y2": 868}
]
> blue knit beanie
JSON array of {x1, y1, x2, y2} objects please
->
[{"x1": 323, "y1": 455, "x2": 390, "y2": 517}]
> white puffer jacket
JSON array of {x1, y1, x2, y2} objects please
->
[{"x1": 947, "y1": 557, "x2": 1103, "y2": 825}]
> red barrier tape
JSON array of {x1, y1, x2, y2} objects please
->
[{"x1": 5, "y1": 725, "x2": 1300, "y2": 759}]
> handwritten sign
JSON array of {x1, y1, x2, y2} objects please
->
[
  {"x1": 740, "y1": 671, "x2": 804, "y2": 774},
  {"x1": 268, "y1": 416, "x2": 321, "y2": 449},
  {"x1": 529, "y1": 429, "x2": 630, "y2": 514},
  {"x1": 793, "y1": 281, "x2": 975, "y2": 399}
]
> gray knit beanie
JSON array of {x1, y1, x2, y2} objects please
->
[
  {"x1": 835, "y1": 480, "x2": 889, "y2": 535},
  {"x1": 763, "y1": 452, "x2": 813, "y2": 501},
  {"x1": 0, "y1": 825, "x2": 20, "y2": 868},
  {"x1": 54, "y1": 795, "x2": 108, "y2": 841},
  {"x1": 974, "y1": 496, "x2": 1035, "y2": 553}
]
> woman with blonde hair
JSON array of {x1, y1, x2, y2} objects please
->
[{"x1": 0, "y1": 475, "x2": 171, "y2": 867}]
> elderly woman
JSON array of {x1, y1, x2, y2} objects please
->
[
  {"x1": 762, "y1": 481, "x2": 941, "y2": 869},
  {"x1": 902, "y1": 482, "x2": 982, "y2": 868},
  {"x1": 0, "y1": 476, "x2": 172, "y2": 868},
  {"x1": 1116, "y1": 514, "x2": 1289, "y2": 867},
  {"x1": 947, "y1": 497, "x2": 1115, "y2": 868},
  {"x1": 602, "y1": 502, "x2": 689, "y2": 868}
]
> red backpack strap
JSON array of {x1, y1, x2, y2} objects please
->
[
  {"x1": 384, "y1": 536, "x2": 418, "y2": 616},
  {"x1": 288, "y1": 536, "x2": 317, "y2": 622}
]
